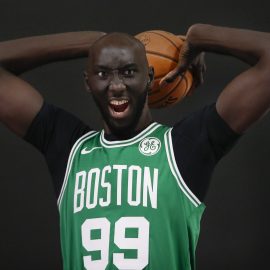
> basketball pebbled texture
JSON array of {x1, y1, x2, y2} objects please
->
[{"x1": 136, "y1": 30, "x2": 193, "y2": 108}]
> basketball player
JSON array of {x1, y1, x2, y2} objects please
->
[{"x1": 0, "y1": 24, "x2": 270, "y2": 269}]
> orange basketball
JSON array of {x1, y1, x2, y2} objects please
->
[{"x1": 135, "y1": 30, "x2": 193, "y2": 108}]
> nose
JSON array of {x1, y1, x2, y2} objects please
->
[{"x1": 108, "y1": 71, "x2": 126, "y2": 93}]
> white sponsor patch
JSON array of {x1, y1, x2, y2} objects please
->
[{"x1": 139, "y1": 137, "x2": 161, "y2": 156}]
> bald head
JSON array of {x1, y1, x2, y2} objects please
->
[
  {"x1": 87, "y1": 32, "x2": 148, "y2": 70},
  {"x1": 89, "y1": 32, "x2": 145, "y2": 55},
  {"x1": 84, "y1": 32, "x2": 153, "y2": 136}
]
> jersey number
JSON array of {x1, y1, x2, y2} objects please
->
[{"x1": 81, "y1": 217, "x2": 150, "y2": 270}]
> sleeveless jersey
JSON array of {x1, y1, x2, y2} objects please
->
[{"x1": 58, "y1": 122, "x2": 205, "y2": 270}]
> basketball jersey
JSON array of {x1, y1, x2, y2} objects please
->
[{"x1": 58, "y1": 122, "x2": 205, "y2": 270}]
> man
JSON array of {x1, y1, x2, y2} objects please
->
[{"x1": 0, "y1": 24, "x2": 269, "y2": 269}]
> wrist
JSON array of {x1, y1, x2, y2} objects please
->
[{"x1": 186, "y1": 24, "x2": 211, "y2": 49}]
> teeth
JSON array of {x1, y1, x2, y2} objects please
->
[{"x1": 110, "y1": 100, "x2": 128, "y2": 105}]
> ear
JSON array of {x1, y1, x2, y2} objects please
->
[
  {"x1": 148, "y1": 66, "x2": 154, "y2": 87},
  {"x1": 83, "y1": 71, "x2": 91, "y2": 92}
]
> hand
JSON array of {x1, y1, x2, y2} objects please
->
[{"x1": 159, "y1": 38, "x2": 206, "y2": 94}]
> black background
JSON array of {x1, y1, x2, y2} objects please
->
[{"x1": 0, "y1": 0, "x2": 270, "y2": 269}]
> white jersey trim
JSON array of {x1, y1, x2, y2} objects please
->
[
  {"x1": 57, "y1": 130, "x2": 98, "y2": 208},
  {"x1": 164, "y1": 128, "x2": 201, "y2": 207},
  {"x1": 100, "y1": 122, "x2": 161, "y2": 148}
]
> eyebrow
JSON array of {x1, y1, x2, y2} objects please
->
[
  {"x1": 120, "y1": 63, "x2": 138, "y2": 69},
  {"x1": 94, "y1": 63, "x2": 138, "y2": 70}
]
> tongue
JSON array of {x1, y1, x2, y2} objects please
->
[{"x1": 111, "y1": 103, "x2": 128, "y2": 112}]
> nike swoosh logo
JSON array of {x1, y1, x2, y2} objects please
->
[{"x1": 81, "y1": 147, "x2": 102, "y2": 155}]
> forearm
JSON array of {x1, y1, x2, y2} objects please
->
[
  {"x1": 187, "y1": 24, "x2": 270, "y2": 65},
  {"x1": 184, "y1": 24, "x2": 270, "y2": 133},
  {"x1": 0, "y1": 31, "x2": 105, "y2": 74}
]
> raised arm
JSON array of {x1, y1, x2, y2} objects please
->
[
  {"x1": 165, "y1": 24, "x2": 270, "y2": 134},
  {"x1": 0, "y1": 31, "x2": 105, "y2": 137}
]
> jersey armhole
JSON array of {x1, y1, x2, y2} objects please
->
[
  {"x1": 57, "y1": 130, "x2": 98, "y2": 209},
  {"x1": 164, "y1": 128, "x2": 202, "y2": 207}
]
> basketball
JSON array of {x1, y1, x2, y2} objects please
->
[{"x1": 135, "y1": 30, "x2": 193, "y2": 108}]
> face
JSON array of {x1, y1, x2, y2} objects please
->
[{"x1": 85, "y1": 36, "x2": 153, "y2": 136}]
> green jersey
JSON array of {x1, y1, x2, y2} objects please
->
[{"x1": 58, "y1": 122, "x2": 205, "y2": 270}]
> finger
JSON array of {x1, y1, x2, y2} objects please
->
[
  {"x1": 160, "y1": 41, "x2": 193, "y2": 86},
  {"x1": 196, "y1": 70, "x2": 205, "y2": 87},
  {"x1": 177, "y1": 35, "x2": 186, "y2": 42},
  {"x1": 187, "y1": 86, "x2": 195, "y2": 96},
  {"x1": 162, "y1": 58, "x2": 190, "y2": 83},
  {"x1": 187, "y1": 70, "x2": 203, "y2": 95},
  {"x1": 198, "y1": 71, "x2": 204, "y2": 86},
  {"x1": 198, "y1": 53, "x2": 206, "y2": 73},
  {"x1": 159, "y1": 71, "x2": 185, "y2": 89},
  {"x1": 187, "y1": 80, "x2": 197, "y2": 96},
  {"x1": 202, "y1": 62, "x2": 207, "y2": 73},
  {"x1": 160, "y1": 67, "x2": 182, "y2": 84},
  {"x1": 189, "y1": 65, "x2": 200, "y2": 86},
  {"x1": 159, "y1": 78, "x2": 168, "y2": 89}
]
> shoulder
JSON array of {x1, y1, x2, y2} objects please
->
[
  {"x1": 172, "y1": 103, "x2": 216, "y2": 137},
  {"x1": 24, "y1": 101, "x2": 92, "y2": 153},
  {"x1": 168, "y1": 103, "x2": 242, "y2": 201},
  {"x1": 172, "y1": 103, "x2": 241, "y2": 158}
]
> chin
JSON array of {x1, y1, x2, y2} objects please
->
[
  {"x1": 106, "y1": 117, "x2": 138, "y2": 136},
  {"x1": 97, "y1": 87, "x2": 149, "y2": 136}
]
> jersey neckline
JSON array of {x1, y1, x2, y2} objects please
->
[{"x1": 100, "y1": 122, "x2": 161, "y2": 148}]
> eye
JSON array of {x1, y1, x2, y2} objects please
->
[
  {"x1": 97, "y1": 71, "x2": 108, "y2": 78},
  {"x1": 123, "y1": 69, "x2": 135, "y2": 76}
]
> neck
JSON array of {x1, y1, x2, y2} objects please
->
[{"x1": 104, "y1": 107, "x2": 153, "y2": 140}]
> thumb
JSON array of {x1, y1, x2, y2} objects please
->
[
  {"x1": 159, "y1": 62, "x2": 187, "y2": 88},
  {"x1": 159, "y1": 40, "x2": 192, "y2": 87}
]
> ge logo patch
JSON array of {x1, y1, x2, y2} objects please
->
[{"x1": 139, "y1": 137, "x2": 161, "y2": 156}]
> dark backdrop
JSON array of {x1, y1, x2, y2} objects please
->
[{"x1": 0, "y1": 0, "x2": 270, "y2": 269}]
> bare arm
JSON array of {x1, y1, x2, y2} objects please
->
[
  {"x1": 166, "y1": 24, "x2": 270, "y2": 133},
  {"x1": 0, "y1": 31, "x2": 105, "y2": 137}
]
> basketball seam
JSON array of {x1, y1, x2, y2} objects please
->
[
  {"x1": 149, "y1": 78, "x2": 184, "y2": 105},
  {"x1": 154, "y1": 74, "x2": 169, "y2": 80},
  {"x1": 147, "y1": 31, "x2": 181, "y2": 52},
  {"x1": 146, "y1": 50, "x2": 178, "y2": 63},
  {"x1": 152, "y1": 69, "x2": 192, "y2": 81},
  {"x1": 149, "y1": 76, "x2": 188, "y2": 106}
]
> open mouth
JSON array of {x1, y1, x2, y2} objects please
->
[{"x1": 109, "y1": 99, "x2": 130, "y2": 118}]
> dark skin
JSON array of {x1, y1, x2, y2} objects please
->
[
  {"x1": 0, "y1": 24, "x2": 270, "y2": 139},
  {"x1": 84, "y1": 33, "x2": 154, "y2": 138},
  {"x1": 0, "y1": 26, "x2": 270, "y2": 268},
  {"x1": 0, "y1": 31, "x2": 105, "y2": 136},
  {"x1": 163, "y1": 24, "x2": 270, "y2": 133}
]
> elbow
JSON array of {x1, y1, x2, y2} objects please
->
[
  {"x1": 256, "y1": 48, "x2": 270, "y2": 79},
  {"x1": 256, "y1": 37, "x2": 270, "y2": 63},
  {"x1": 259, "y1": 65, "x2": 270, "y2": 87},
  {"x1": 0, "y1": 65, "x2": 6, "y2": 77}
]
